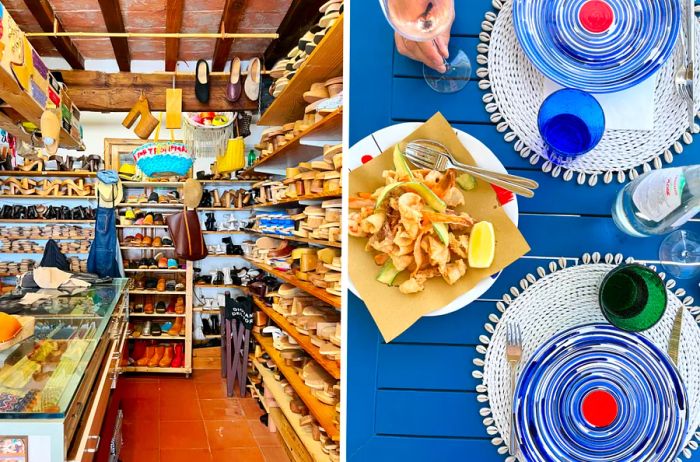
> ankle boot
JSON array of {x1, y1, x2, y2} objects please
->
[
  {"x1": 171, "y1": 343, "x2": 184, "y2": 368},
  {"x1": 205, "y1": 213, "x2": 216, "y2": 231},
  {"x1": 168, "y1": 317, "x2": 184, "y2": 336},
  {"x1": 200, "y1": 190, "x2": 212, "y2": 208},
  {"x1": 174, "y1": 296, "x2": 185, "y2": 314},
  {"x1": 148, "y1": 345, "x2": 165, "y2": 367},
  {"x1": 222, "y1": 237, "x2": 234, "y2": 255},
  {"x1": 159, "y1": 344, "x2": 174, "y2": 367},
  {"x1": 1, "y1": 205, "x2": 12, "y2": 219},
  {"x1": 211, "y1": 315, "x2": 220, "y2": 335},
  {"x1": 136, "y1": 345, "x2": 155, "y2": 366},
  {"x1": 122, "y1": 94, "x2": 159, "y2": 140}
]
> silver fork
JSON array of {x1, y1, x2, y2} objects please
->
[
  {"x1": 506, "y1": 321, "x2": 523, "y2": 457},
  {"x1": 404, "y1": 139, "x2": 538, "y2": 198}
]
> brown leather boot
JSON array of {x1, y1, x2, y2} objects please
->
[
  {"x1": 174, "y1": 296, "x2": 185, "y2": 314},
  {"x1": 168, "y1": 318, "x2": 183, "y2": 336},
  {"x1": 159, "y1": 344, "x2": 174, "y2": 367},
  {"x1": 148, "y1": 345, "x2": 165, "y2": 367},
  {"x1": 136, "y1": 345, "x2": 155, "y2": 366}
]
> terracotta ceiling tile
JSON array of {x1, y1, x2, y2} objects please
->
[
  {"x1": 238, "y1": 11, "x2": 286, "y2": 32},
  {"x1": 122, "y1": 0, "x2": 166, "y2": 13},
  {"x1": 29, "y1": 38, "x2": 62, "y2": 57},
  {"x1": 183, "y1": 0, "x2": 226, "y2": 12},
  {"x1": 50, "y1": 0, "x2": 102, "y2": 11},
  {"x1": 128, "y1": 38, "x2": 164, "y2": 53},
  {"x1": 56, "y1": 10, "x2": 108, "y2": 32},
  {"x1": 230, "y1": 38, "x2": 270, "y2": 54},
  {"x1": 180, "y1": 10, "x2": 221, "y2": 33},
  {"x1": 73, "y1": 38, "x2": 115, "y2": 59},
  {"x1": 5, "y1": 9, "x2": 43, "y2": 32},
  {"x1": 178, "y1": 38, "x2": 217, "y2": 60}
]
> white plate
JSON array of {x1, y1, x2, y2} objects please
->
[{"x1": 347, "y1": 123, "x2": 520, "y2": 317}]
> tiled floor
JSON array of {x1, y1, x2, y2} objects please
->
[{"x1": 118, "y1": 369, "x2": 291, "y2": 462}]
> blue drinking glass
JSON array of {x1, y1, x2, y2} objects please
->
[{"x1": 537, "y1": 88, "x2": 606, "y2": 165}]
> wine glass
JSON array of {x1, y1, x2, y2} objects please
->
[
  {"x1": 659, "y1": 229, "x2": 700, "y2": 279},
  {"x1": 379, "y1": 0, "x2": 471, "y2": 93}
]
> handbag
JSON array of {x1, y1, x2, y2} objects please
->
[
  {"x1": 166, "y1": 210, "x2": 208, "y2": 261},
  {"x1": 133, "y1": 113, "x2": 193, "y2": 177},
  {"x1": 216, "y1": 136, "x2": 245, "y2": 174}
]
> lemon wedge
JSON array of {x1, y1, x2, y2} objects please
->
[{"x1": 468, "y1": 221, "x2": 495, "y2": 268}]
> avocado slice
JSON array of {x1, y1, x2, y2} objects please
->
[
  {"x1": 376, "y1": 260, "x2": 402, "y2": 286},
  {"x1": 393, "y1": 145, "x2": 414, "y2": 180}
]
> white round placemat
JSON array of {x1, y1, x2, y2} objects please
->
[
  {"x1": 473, "y1": 253, "x2": 700, "y2": 461},
  {"x1": 478, "y1": 0, "x2": 699, "y2": 186}
]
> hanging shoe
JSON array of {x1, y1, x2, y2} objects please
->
[
  {"x1": 226, "y1": 57, "x2": 242, "y2": 102},
  {"x1": 244, "y1": 57, "x2": 261, "y2": 101},
  {"x1": 122, "y1": 93, "x2": 159, "y2": 140},
  {"x1": 195, "y1": 59, "x2": 210, "y2": 103}
]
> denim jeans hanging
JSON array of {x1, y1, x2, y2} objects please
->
[{"x1": 87, "y1": 204, "x2": 122, "y2": 278}]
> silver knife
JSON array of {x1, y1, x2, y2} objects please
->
[{"x1": 668, "y1": 307, "x2": 684, "y2": 365}]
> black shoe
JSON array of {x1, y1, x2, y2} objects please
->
[
  {"x1": 205, "y1": 212, "x2": 216, "y2": 231},
  {"x1": 148, "y1": 192, "x2": 159, "y2": 203},
  {"x1": 13, "y1": 205, "x2": 25, "y2": 219},
  {"x1": 155, "y1": 301, "x2": 166, "y2": 313},
  {"x1": 26, "y1": 206, "x2": 37, "y2": 219},
  {"x1": 151, "y1": 323, "x2": 162, "y2": 336},
  {"x1": 202, "y1": 318, "x2": 212, "y2": 335},
  {"x1": 195, "y1": 59, "x2": 210, "y2": 103},
  {"x1": 222, "y1": 237, "x2": 234, "y2": 255},
  {"x1": 200, "y1": 190, "x2": 212, "y2": 208},
  {"x1": 60, "y1": 206, "x2": 70, "y2": 220},
  {"x1": 211, "y1": 316, "x2": 220, "y2": 335},
  {"x1": 1, "y1": 205, "x2": 12, "y2": 219}
]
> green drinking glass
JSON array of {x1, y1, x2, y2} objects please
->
[{"x1": 599, "y1": 263, "x2": 667, "y2": 332}]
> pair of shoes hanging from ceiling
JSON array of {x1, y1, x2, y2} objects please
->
[{"x1": 194, "y1": 57, "x2": 261, "y2": 104}]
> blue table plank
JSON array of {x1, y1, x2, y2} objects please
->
[
  {"x1": 375, "y1": 390, "x2": 486, "y2": 438},
  {"x1": 347, "y1": 0, "x2": 700, "y2": 460}
]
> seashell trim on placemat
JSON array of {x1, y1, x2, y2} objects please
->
[
  {"x1": 477, "y1": 0, "x2": 699, "y2": 186},
  {"x1": 472, "y1": 252, "x2": 700, "y2": 461}
]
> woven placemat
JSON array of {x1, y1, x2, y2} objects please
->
[
  {"x1": 478, "y1": 0, "x2": 698, "y2": 186},
  {"x1": 472, "y1": 253, "x2": 700, "y2": 461}
]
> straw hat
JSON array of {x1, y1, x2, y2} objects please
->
[
  {"x1": 183, "y1": 178, "x2": 203, "y2": 208},
  {"x1": 40, "y1": 110, "x2": 61, "y2": 155},
  {"x1": 96, "y1": 171, "x2": 124, "y2": 206}
]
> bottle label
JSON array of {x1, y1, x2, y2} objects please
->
[{"x1": 632, "y1": 168, "x2": 686, "y2": 222}]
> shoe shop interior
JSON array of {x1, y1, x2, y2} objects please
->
[{"x1": 0, "y1": 0, "x2": 342, "y2": 461}]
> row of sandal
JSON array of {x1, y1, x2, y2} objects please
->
[
  {"x1": 1, "y1": 225, "x2": 93, "y2": 240},
  {"x1": 0, "y1": 178, "x2": 94, "y2": 196},
  {"x1": 0, "y1": 205, "x2": 95, "y2": 220}
]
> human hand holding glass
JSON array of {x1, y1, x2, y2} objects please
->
[{"x1": 380, "y1": 0, "x2": 470, "y2": 93}]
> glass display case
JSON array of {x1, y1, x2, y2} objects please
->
[{"x1": 0, "y1": 279, "x2": 129, "y2": 462}]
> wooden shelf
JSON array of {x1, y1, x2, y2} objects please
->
[
  {"x1": 202, "y1": 231, "x2": 250, "y2": 235},
  {"x1": 129, "y1": 290, "x2": 186, "y2": 295},
  {"x1": 200, "y1": 179, "x2": 260, "y2": 184},
  {"x1": 253, "y1": 297, "x2": 339, "y2": 379},
  {"x1": 205, "y1": 254, "x2": 246, "y2": 259},
  {"x1": 198, "y1": 207, "x2": 254, "y2": 211},
  {"x1": 259, "y1": 15, "x2": 344, "y2": 126},
  {"x1": 1, "y1": 237, "x2": 91, "y2": 241},
  {"x1": 130, "y1": 335, "x2": 186, "y2": 340},
  {"x1": 116, "y1": 225, "x2": 168, "y2": 229},
  {"x1": 0, "y1": 250, "x2": 87, "y2": 255},
  {"x1": 245, "y1": 258, "x2": 340, "y2": 309},
  {"x1": 122, "y1": 366, "x2": 191, "y2": 374},
  {"x1": 194, "y1": 284, "x2": 249, "y2": 290},
  {"x1": 193, "y1": 307, "x2": 221, "y2": 313},
  {"x1": 124, "y1": 268, "x2": 186, "y2": 273},
  {"x1": 116, "y1": 203, "x2": 184, "y2": 209},
  {"x1": 120, "y1": 246, "x2": 175, "y2": 250},
  {"x1": 252, "y1": 359, "x2": 332, "y2": 462},
  {"x1": 129, "y1": 313, "x2": 185, "y2": 318},
  {"x1": 0, "y1": 219, "x2": 92, "y2": 224},
  {"x1": 0, "y1": 171, "x2": 96, "y2": 178},
  {"x1": 256, "y1": 192, "x2": 341, "y2": 208},
  {"x1": 254, "y1": 333, "x2": 339, "y2": 441},
  {"x1": 244, "y1": 109, "x2": 342, "y2": 174},
  {"x1": 0, "y1": 194, "x2": 95, "y2": 200},
  {"x1": 249, "y1": 231, "x2": 341, "y2": 248},
  {"x1": 122, "y1": 181, "x2": 185, "y2": 188}
]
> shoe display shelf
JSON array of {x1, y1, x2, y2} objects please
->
[
  {"x1": 118, "y1": 182, "x2": 194, "y2": 376},
  {"x1": 254, "y1": 332, "x2": 340, "y2": 443},
  {"x1": 252, "y1": 357, "x2": 334, "y2": 462},
  {"x1": 258, "y1": 15, "x2": 344, "y2": 126},
  {"x1": 0, "y1": 170, "x2": 97, "y2": 283}
]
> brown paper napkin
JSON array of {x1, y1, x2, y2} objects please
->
[{"x1": 349, "y1": 113, "x2": 531, "y2": 342}]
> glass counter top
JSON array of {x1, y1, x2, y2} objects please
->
[{"x1": 0, "y1": 279, "x2": 128, "y2": 419}]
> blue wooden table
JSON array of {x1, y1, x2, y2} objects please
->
[{"x1": 347, "y1": 1, "x2": 700, "y2": 460}]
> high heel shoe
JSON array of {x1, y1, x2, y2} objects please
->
[
  {"x1": 18, "y1": 159, "x2": 43, "y2": 172},
  {"x1": 12, "y1": 205, "x2": 26, "y2": 219},
  {"x1": 1, "y1": 205, "x2": 12, "y2": 219},
  {"x1": 122, "y1": 94, "x2": 159, "y2": 140},
  {"x1": 86, "y1": 155, "x2": 102, "y2": 172},
  {"x1": 64, "y1": 179, "x2": 92, "y2": 197}
]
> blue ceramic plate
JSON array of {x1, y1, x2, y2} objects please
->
[
  {"x1": 513, "y1": 0, "x2": 681, "y2": 93},
  {"x1": 514, "y1": 324, "x2": 688, "y2": 462}
]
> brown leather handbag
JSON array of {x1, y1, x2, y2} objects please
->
[{"x1": 166, "y1": 210, "x2": 208, "y2": 261}]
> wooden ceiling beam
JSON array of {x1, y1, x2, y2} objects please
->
[
  {"x1": 58, "y1": 70, "x2": 258, "y2": 112},
  {"x1": 212, "y1": 0, "x2": 248, "y2": 71},
  {"x1": 264, "y1": 0, "x2": 326, "y2": 65},
  {"x1": 23, "y1": 0, "x2": 85, "y2": 69},
  {"x1": 165, "y1": 0, "x2": 184, "y2": 71},
  {"x1": 97, "y1": 0, "x2": 131, "y2": 72}
]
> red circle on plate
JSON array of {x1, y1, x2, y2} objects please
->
[
  {"x1": 581, "y1": 389, "x2": 618, "y2": 428},
  {"x1": 579, "y1": 0, "x2": 614, "y2": 34},
  {"x1": 361, "y1": 155, "x2": 373, "y2": 164}
]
